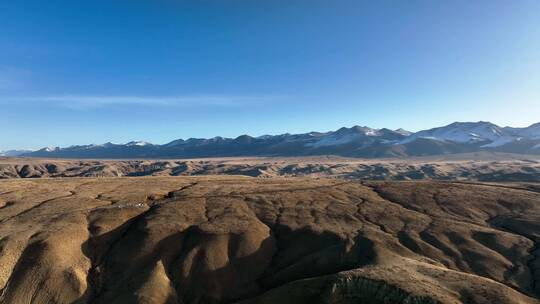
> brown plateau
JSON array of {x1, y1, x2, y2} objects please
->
[{"x1": 1, "y1": 176, "x2": 540, "y2": 303}]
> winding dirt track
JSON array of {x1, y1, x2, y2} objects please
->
[{"x1": 1, "y1": 176, "x2": 540, "y2": 304}]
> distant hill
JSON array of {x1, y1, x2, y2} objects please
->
[
  {"x1": 23, "y1": 121, "x2": 540, "y2": 159},
  {"x1": 0, "y1": 150, "x2": 33, "y2": 157}
]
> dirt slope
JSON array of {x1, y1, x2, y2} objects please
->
[{"x1": 1, "y1": 177, "x2": 539, "y2": 303}]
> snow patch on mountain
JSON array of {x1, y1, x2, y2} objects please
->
[
  {"x1": 395, "y1": 128, "x2": 413, "y2": 136},
  {"x1": 305, "y1": 126, "x2": 384, "y2": 148},
  {"x1": 481, "y1": 136, "x2": 518, "y2": 148},
  {"x1": 308, "y1": 133, "x2": 361, "y2": 147},
  {"x1": 401, "y1": 122, "x2": 505, "y2": 144},
  {"x1": 126, "y1": 141, "x2": 151, "y2": 147}
]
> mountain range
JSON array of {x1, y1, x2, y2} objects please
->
[
  {"x1": 15, "y1": 121, "x2": 540, "y2": 159},
  {"x1": 0, "y1": 150, "x2": 34, "y2": 157}
]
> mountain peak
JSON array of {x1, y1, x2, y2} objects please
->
[
  {"x1": 394, "y1": 128, "x2": 412, "y2": 136},
  {"x1": 334, "y1": 125, "x2": 378, "y2": 136},
  {"x1": 20, "y1": 121, "x2": 540, "y2": 159}
]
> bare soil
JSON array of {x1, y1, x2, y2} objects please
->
[{"x1": 1, "y1": 176, "x2": 539, "y2": 303}]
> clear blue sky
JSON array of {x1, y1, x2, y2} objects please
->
[{"x1": 1, "y1": 1, "x2": 539, "y2": 150}]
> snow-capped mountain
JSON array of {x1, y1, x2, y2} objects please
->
[
  {"x1": 400, "y1": 122, "x2": 505, "y2": 144},
  {"x1": 306, "y1": 126, "x2": 405, "y2": 148},
  {"x1": 394, "y1": 128, "x2": 413, "y2": 136},
  {"x1": 19, "y1": 122, "x2": 540, "y2": 159}
]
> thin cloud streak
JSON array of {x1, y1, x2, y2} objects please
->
[{"x1": 0, "y1": 94, "x2": 289, "y2": 109}]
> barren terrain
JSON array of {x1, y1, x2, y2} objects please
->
[
  {"x1": 2, "y1": 153, "x2": 540, "y2": 181},
  {"x1": 1, "y1": 176, "x2": 540, "y2": 303}
]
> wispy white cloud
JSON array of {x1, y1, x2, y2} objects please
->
[{"x1": 0, "y1": 94, "x2": 288, "y2": 109}]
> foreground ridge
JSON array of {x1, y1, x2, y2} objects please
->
[{"x1": 0, "y1": 177, "x2": 539, "y2": 303}]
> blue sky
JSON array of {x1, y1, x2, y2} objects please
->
[{"x1": 1, "y1": 0, "x2": 540, "y2": 150}]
